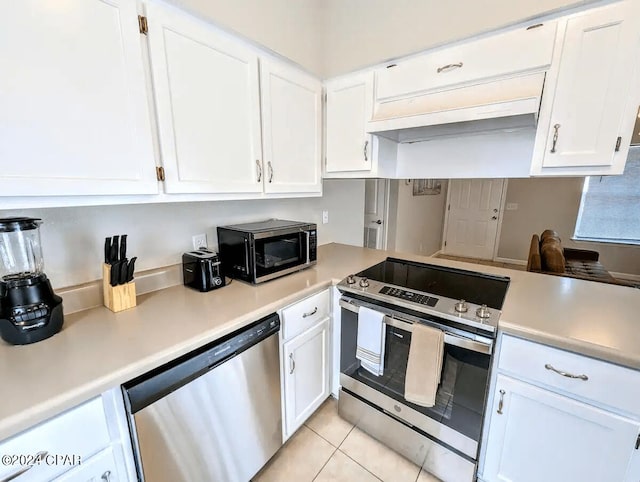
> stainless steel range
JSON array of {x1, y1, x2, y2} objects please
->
[{"x1": 337, "y1": 257, "x2": 510, "y2": 482}]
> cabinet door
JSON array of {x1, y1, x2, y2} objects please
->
[
  {"x1": 325, "y1": 73, "x2": 374, "y2": 173},
  {"x1": 540, "y1": 1, "x2": 640, "y2": 171},
  {"x1": 261, "y1": 60, "x2": 322, "y2": 194},
  {"x1": 0, "y1": 0, "x2": 156, "y2": 197},
  {"x1": 146, "y1": 3, "x2": 263, "y2": 194},
  {"x1": 483, "y1": 375, "x2": 640, "y2": 482},
  {"x1": 283, "y1": 318, "x2": 330, "y2": 438}
]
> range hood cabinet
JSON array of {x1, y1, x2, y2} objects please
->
[{"x1": 367, "y1": 72, "x2": 545, "y2": 144}]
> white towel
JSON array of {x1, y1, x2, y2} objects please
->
[{"x1": 356, "y1": 307, "x2": 386, "y2": 376}]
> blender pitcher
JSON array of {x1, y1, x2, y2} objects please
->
[{"x1": 0, "y1": 217, "x2": 63, "y2": 345}]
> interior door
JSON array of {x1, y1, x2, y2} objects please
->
[
  {"x1": 443, "y1": 179, "x2": 504, "y2": 259},
  {"x1": 261, "y1": 59, "x2": 322, "y2": 194},
  {"x1": 146, "y1": 3, "x2": 263, "y2": 194},
  {"x1": 0, "y1": 0, "x2": 156, "y2": 196},
  {"x1": 363, "y1": 179, "x2": 389, "y2": 249}
]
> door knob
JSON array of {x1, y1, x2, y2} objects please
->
[
  {"x1": 372, "y1": 220, "x2": 382, "y2": 225},
  {"x1": 491, "y1": 216, "x2": 498, "y2": 220},
  {"x1": 493, "y1": 208, "x2": 498, "y2": 213}
]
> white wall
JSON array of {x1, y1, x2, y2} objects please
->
[
  {"x1": 388, "y1": 180, "x2": 448, "y2": 256},
  {"x1": 0, "y1": 180, "x2": 365, "y2": 289},
  {"x1": 165, "y1": 0, "x2": 323, "y2": 75},
  {"x1": 321, "y1": 0, "x2": 596, "y2": 77}
]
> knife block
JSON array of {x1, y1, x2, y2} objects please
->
[{"x1": 102, "y1": 263, "x2": 137, "y2": 313}]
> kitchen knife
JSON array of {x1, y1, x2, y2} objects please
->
[
  {"x1": 120, "y1": 234, "x2": 127, "y2": 262},
  {"x1": 110, "y1": 260, "x2": 121, "y2": 286},
  {"x1": 126, "y1": 257, "x2": 137, "y2": 283},
  {"x1": 104, "y1": 237, "x2": 112, "y2": 264},
  {"x1": 110, "y1": 235, "x2": 120, "y2": 264},
  {"x1": 119, "y1": 259, "x2": 129, "y2": 285}
]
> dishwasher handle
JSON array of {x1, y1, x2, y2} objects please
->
[{"x1": 124, "y1": 313, "x2": 280, "y2": 413}]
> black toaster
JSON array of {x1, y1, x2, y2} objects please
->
[{"x1": 182, "y1": 249, "x2": 226, "y2": 292}]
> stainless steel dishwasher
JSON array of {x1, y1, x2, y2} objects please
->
[{"x1": 123, "y1": 313, "x2": 282, "y2": 482}]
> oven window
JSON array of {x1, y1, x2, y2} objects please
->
[
  {"x1": 340, "y1": 309, "x2": 490, "y2": 442},
  {"x1": 254, "y1": 234, "x2": 303, "y2": 277}
]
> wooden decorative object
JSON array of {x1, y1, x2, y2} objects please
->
[{"x1": 102, "y1": 263, "x2": 137, "y2": 312}]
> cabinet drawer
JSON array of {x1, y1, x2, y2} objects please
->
[
  {"x1": 53, "y1": 446, "x2": 120, "y2": 482},
  {"x1": 281, "y1": 289, "x2": 330, "y2": 340},
  {"x1": 0, "y1": 397, "x2": 111, "y2": 482},
  {"x1": 499, "y1": 335, "x2": 640, "y2": 416},
  {"x1": 375, "y1": 23, "x2": 556, "y2": 101}
]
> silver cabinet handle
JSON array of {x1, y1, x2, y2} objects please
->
[
  {"x1": 101, "y1": 471, "x2": 112, "y2": 482},
  {"x1": 0, "y1": 451, "x2": 48, "y2": 482},
  {"x1": 302, "y1": 307, "x2": 318, "y2": 318},
  {"x1": 550, "y1": 123, "x2": 561, "y2": 153},
  {"x1": 267, "y1": 161, "x2": 274, "y2": 183},
  {"x1": 255, "y1": 159, "x2": 262, "y2": 182},
  {"x1": 497, "y1": 389, "x2": 505, "y2": 414},
  {"x1": 289, "y1": 353, "x2": 295, "y2": 374},
  {"x1": 363, "y1": 140, "x2": 369, "y2": 161},
  {"x1": 437, "y1": 62, "x2": 463, "y2": 73},
  {"x1": 545, "y1": 363, "x2": 588, "y2": 381}
]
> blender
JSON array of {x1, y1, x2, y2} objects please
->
[{"x1": 0, "y1": 217, "x2": 63, "y2": 345}]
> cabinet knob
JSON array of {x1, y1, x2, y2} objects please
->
[
  {"x1": 255, "y1": 160, "x2": 262, "y2": 183},
  {"x1": 363, "y1": 140, "x2": 369, "y2": 161},
  {"x1": 268, "y1": 161, "x2": 274, "y2": 183},
  {"x1": 101, "y1": 471, "x2": 112, "y2": 482}
]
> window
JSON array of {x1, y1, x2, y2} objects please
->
[{"x1": 574, "y1": 147, "x2": 640, "y2": 245}]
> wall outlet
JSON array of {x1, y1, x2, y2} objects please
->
[
  {"x1": 322, "y1": 210, "x2": 329, "y2": 224},
  {"x1": 192, "y1": 233, "x2": 207, "y2": 250},
  {"x1": 506, "y1": 203, "x2": 519, "y2": 211}
]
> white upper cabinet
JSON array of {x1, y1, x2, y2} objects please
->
[
  {"x1": 0, "y1": 0, "x2": 157, "y2": 197},
  {"x1": 375, "y1": 23, "x2": 556, "y2": 102},
  {"x1": 533, "y1": 0, "x2": 640, "y2": 175},
  {"x1": 325, "y1": 73, "x2": 374, "y2": 173},
  {"x1": 146, "y1": 3, "x2": 263, "y2": 194},
  {"x1": 261, "y1": 60, "x2": 322, "y2": 194}
]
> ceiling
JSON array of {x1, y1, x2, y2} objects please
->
[{"x1": 167, "y1": 0, "x2": 599, "y2": 78}]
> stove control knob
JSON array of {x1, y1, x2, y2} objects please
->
[
  {"x1": 476, "y1": 304, "x2": 491, "y2": 319},
  {"x1": 359, "y1": 277, "x2": 370, "y2": 288},
  {"x1": 346, "y1": 275, "x2": 356, "y2": 285},
  {"x1": 454, "y1": 299, "x2": 468, "y2": 313}
]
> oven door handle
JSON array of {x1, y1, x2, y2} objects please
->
[
  {"x1": 340, "y1": 299, "x2": 492, "y2": 355},
  {"x1": 384, "y1": 315, "x2": 492, "y2": 355}
]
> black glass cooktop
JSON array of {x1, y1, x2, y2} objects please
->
[{"x1": 356, "y1": 257, "x2": 510, "y2": 310}]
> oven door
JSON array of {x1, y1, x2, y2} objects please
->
[
  {"x1": 339, "y1": 298, "x2": 493, "y2": 460},
  {"x1": 252, "y1": 229, "x2": 310, "y2": 282}
]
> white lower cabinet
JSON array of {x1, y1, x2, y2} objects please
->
[
  {"x1": 281, "y1": 317, "x2": 331, "y2": 440},
  {"x1": 481, "y1": 335, "x2": 640, "y2": 482},
  {"x1": 0, "y1": 389, "x2": 136, "y2": 482},
  {"x1": 53, "y1": 446, "x2": 121, "y2": 482},
  {"x1": 483, "y1": 374, "x2": 640, "y2": 482}
]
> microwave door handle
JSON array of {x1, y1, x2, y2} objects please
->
[
  {"x1": 305, "y1": 231, "x2": 310, "y2": 264},
  {"x1": 244, "y1": 238, "x2": 250, "y2": 274}
]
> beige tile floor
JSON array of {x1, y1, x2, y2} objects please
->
[{"x1": 253, "y1": 398, "x2": 442, "y2": 482}]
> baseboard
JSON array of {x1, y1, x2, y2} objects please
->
[
  {"x1": 494, "y1": 257, "x2": 527, "y2": 266},
  {"x1": 430, "y1": 249, "x2": 443, "y2": 257},
  {"x1": 610, "y1": 271, "x2": 640, "y2": 283}
]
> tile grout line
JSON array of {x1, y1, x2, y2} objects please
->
[
  {"x1": 311, "y1": 446, "x2": 339, "y2": 482},
  {"x1": 336, "y1": 448, "x2": 383, "y2": 481}
]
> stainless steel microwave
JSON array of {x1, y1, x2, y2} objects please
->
[{"x1": 217, "y1": 219, "x2": 317, "y2": 284}]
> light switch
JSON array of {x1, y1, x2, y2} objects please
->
[{"x1": 506, "y1": 203, "x2": 519, "y2": 211}]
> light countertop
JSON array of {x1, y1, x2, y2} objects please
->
[{"x1": 1, "y1": 243, "x2": 639, "y2": 441}]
